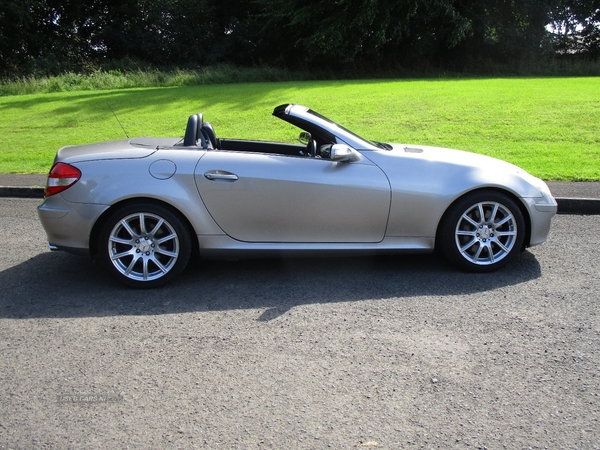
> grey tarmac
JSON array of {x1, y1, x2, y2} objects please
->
[{"x1": 0, "y1": 198, "x2": 599, "y2": 449}]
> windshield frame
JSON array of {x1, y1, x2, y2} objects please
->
[{"x1": 274, "y1": 104, "x2": 383, "y2": 150}]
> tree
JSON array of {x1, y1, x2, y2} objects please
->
[
  {"x1": 252, "y1": 0, "x2": 562, "y2": 70},
  {"x1": 1, "y1": 0, "x2": 598, "y2": 77},
  {"x1": 549, "y1": 0, "x2": 600, "y2": 58}
]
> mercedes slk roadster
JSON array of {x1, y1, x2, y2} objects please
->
[{"x1": 38, "y1": 104, "x2": 557, "y2": 288}]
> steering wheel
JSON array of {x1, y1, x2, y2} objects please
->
[{"x1": 306, "y1": 140, "x2": 317, "y2": 158}]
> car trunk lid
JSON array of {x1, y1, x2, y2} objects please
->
[{"x1": 54, "y1": 137, "x2": 181, "y2": 164}]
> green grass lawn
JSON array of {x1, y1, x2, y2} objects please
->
[{"x1": 0, "y1": 77, "x2": 598, "y2": 180}]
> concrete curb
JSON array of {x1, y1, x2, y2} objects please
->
[
  {"x1": 1, "y1": 185, "x2": 599, "y2": 215},
  {"x1": 556, "y1": 197, "x2": 600, "y2": 215},
  {"x1": 0, "y1": 186, "x2": 45, "y2": 198}
]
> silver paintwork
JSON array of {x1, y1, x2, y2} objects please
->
[
  {"x1": 38, "y1": 104, "x2": 557, "y2": 271},
  {"x1": 194, "y1": 150, "x2": 390, "y2": 243}
]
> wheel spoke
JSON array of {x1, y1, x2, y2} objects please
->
[
  {"x1": 149, "y1": 218, "x2": 165, "y2": 236},
  {"x1": 494, "y1": 213, "x2": 513, "y2": 227},
  {"x1": 111, "y1": 249, "x2": 134, "y2": 261},
  {"x1": 138, "y1": 213, "x2": 148, "y2": 235},
  {"x1": 460, "y1": 238, "x2": 478, "y2": 253},
  {"x1": 486, "y1": 245, "x2": 495, "y2": 263},
  {"x1": 489, "y1": 204, "x2": 499, "y2": 223},
  {"x1": 477, "y1": 203, "x2": 485, "y2": 222},
  {"x1": 124, "y1": 254, "x2": 141, "y2": 276},
  {"x1": 150, "y1": 256, "x2": 168, "y2": 274},
  {"x1": 155, "y1": 248, "x2": 178, "y2": 258},
  {"x1": 461, "y1": 213, "x2": 479, "y2": 228},
  {"x1": 495, "y1": 240, "x2": 510, "y2": 254},
  {"x1": 156, "y1": 233, "x2": 177, "y2": 245},
  {"x1": 495, "y1": 230, "x2": 516, "y2": 237},
  {"x1": 109, "y1": 236, "x2": 134, "y2": 246},
  {"x1": 120, "y1": 219, "x2": 137, "y2": 238},
  {"x1": 472, "y1": 242, "x2": 485, "y2": 261}
]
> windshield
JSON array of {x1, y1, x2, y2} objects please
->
[{"x1": 306, "y1": 109, "x2": 390, "y2": 150}]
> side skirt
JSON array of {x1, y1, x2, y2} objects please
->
[{"x1": 195, "y1": 235, "x2": 435, "y2": 260}]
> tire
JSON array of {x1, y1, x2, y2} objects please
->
[
  {"x1": 99, "y1": 203, "x2": 192, "y2": 288},
  {"x1": 438, "y1": 191, "x2": 526, "y2": 273}
]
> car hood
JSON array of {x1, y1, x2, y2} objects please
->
[
  {"x1": 371, "y1": 143, "x2": 553, "y2": 199},
  {"x1": 54, "y1": 137, "x2": 181, "y2": 164},
  {"x1": 388, "y1": 143, "x2": 521, "y2": 171}
]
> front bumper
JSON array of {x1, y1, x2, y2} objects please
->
[{"x1": 522, "y1": 193, "x2": 558, "y2": 247}]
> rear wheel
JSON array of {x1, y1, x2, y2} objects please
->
[
  {"x1": 99, "y1": 203, "x2": 192, "y2": 288},
  {"x1": 439, "y1": 191, "x2": 525, "y2": 272}
]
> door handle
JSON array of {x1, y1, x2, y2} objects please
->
[{"x1": 204, "y1": 170, "x2": 239, "y2": 181}]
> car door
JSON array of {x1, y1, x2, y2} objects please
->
[{"x1": 194, "y1": 150, "x2": 391, "y2": 243}]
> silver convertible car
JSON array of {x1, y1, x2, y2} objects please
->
[{"x1": 38, "y1": 104, "x2": 557, "y2": 288}]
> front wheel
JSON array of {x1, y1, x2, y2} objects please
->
[
  {"x1": 99, "y1": 203, "x2": 192, "y2": 288},
  {"x1": 438, "y1": 191, "x2": 526, "y2": 272}
]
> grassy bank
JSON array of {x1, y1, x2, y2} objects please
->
[
  {"x1": 3, "y1": 60, "x2": 600, "y2": 96},
  {"x1": 0, "y1": 77, "x2": 598, "y2": 180},
  {"x1": 0, "y1": 66, "x2": 314, "y2": 97}
]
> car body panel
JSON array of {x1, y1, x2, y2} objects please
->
[
  {"x1": 194, "y1": 150, "x2": 391, "y2": 243},
  {"x1": 39, "y1": 151, "x2": 226, "y2": 249},
  {"x1": 195, "y1": 235, "x2": 434, "y2": 259},
  {"x1": 38, "y1": 195, "x2": 108, "y2": 254},
  {"x1": 55, "y1": 139, "x2": 158, "y2": 163},
  {"x1": 362, "y1": 144, "x2": 554, "y2": 239}
]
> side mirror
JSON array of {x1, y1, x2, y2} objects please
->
[
  {"x1": 298, "y1": 132, "x2": 311, "y2": 145},
  {"x1": 330, "y1": 144, "x2": 360, "y2": 162}
]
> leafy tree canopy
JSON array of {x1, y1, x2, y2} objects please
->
[{"x1": 0, "y1": 0, "x2": 598, "y2": 76}]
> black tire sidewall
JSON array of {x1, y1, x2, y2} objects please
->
[{"x1": 99, "y1": 203, "x2": 192, "y2": 288}]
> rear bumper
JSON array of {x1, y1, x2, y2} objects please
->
[{"x1": 38, "y1": 195, "x2": 108, "y2": 256}]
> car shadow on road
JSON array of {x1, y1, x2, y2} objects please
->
[{"x1": 0, "y1": 249, "x2": 542, "y2": 320}]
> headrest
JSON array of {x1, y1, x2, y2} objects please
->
[{"x1": 183, "y1": 113, "x2": 203, "y2": 146}]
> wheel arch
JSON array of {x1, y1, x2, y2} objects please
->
[
  {"x1": 435, "y1": 187, "x2": 532, "y2": 251},
  {"x1": 89, "y1": 197, "x2": 200, "y2": 260}
]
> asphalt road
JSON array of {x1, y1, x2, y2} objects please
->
[{"x1": 1, "y1": 198, "x2": 599, "y2": 449}]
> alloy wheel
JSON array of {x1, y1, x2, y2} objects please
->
[
  {"x1": 454, "y1": 201, "x2": 518, "y2": 266},
  {"x1": 107, "y1": 211, "x2": 181, "y2": 282}
]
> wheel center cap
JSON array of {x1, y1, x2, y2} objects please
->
[
  {"x1": 480, "y1": 227, "x2": 492, "y2": 239},
  {"x1": 137, "y1": 240, "x2": 152, "y2": 253}
]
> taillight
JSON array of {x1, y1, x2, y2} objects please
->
[{"x1": 45, "y1": 162, "x2": 82, "y2": 197}]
